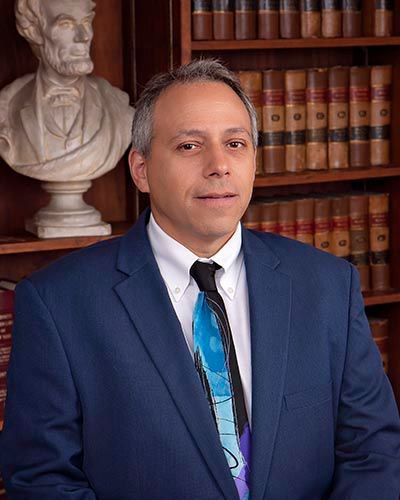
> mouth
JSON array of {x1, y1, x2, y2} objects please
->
[
  {"x1": 194, "y1": 193, "x2": 239, "y2": 207},
  {"x1": 196, "y1": 193, "x2": 237, "y2": 200}
]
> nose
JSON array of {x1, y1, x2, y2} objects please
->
[
  {"x1": 203, "y1": 143, "x2": 230, "y2": 178},
  {"x1": 74, "y1": 24, "x2": 91, "y2": 43}
]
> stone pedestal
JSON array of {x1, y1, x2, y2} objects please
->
[{"x1": 26, "y1": 180, "x2": 111, "y2": 238}]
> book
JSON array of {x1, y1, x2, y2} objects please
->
[
  {"x1": 192, "y1": 0, "x2": 213, "y2": 40},
  {"x1": 349, "y1": 193, "x2": 370, "y2": 291},
  {"x1": 349, "y1": 66, "x2": 370, "y2": 168},
  {"x1": 235, "y1": 0, "x2": 257, "y2": 39},
  {"x1": 238, "y1": 71, "x2": 264, "y2": 174},
  {"x1": 342, "y1": 0, "x2": 362, "y2": 37},
  {"x1": 369, "y1": 317, "x2": 389, "y2": 373},
  {"x1": 370, "y1": 65, "x2": 392, "y2": 166},
  {"x1": 258, "y1": 0, "x2": 280, "y2": 39},
  {"x1": 374, "y1": 0, "x2": 393, "y2": 37},
  {"x1": 242, "y1": 203, "x2": 261, "y2": 229},
  {"x1": 321, "y1": 0, "x2": 341, "y2": 38},
  {"x1": 330, "y1": 195, "x2": 350, "y2": 259},
  {"x1": 278, "y1": 199, "x2": 296, "y2": 239},
  {"x1": 213, "y1": 0, "x2": 235, "y2": 39},
  {"x1": 369, "y1": 192, "x2": 390, "y2": 291},
  {"x1": 328, "y1": 66, "x2": 349, "y2": 169},
  {"x1": 296, "y1": 197, "x2": 314, "y2": 245},
  {"x1": 285, "y1": 69, "x2": 306, "y2": 172},
  {"x1": 279, "y1": 0, "x2": 301, "y2": 38},
  {"x1": 300, "y1": 0, "x2": 321, "y2": 38},
  {"x1": 262, "y1": 69, "x2": 285, "y2": 173},
  {"x1": 306, "y1": 68, "x2": 328, "y2": 170},
  {"x1": 260, "y1": 200, "x2": 279, "y2": 232},
  {"x1": 314, "y1": 195, "x2": 331, "y2": 252}
]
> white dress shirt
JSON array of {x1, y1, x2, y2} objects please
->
[{"x1": 147, "y1": 214, "x2": 252, "y2": 424}]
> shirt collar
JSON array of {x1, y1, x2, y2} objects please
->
[{"x1": 147, "y1": 214, "x2": 243, "y2": 302}]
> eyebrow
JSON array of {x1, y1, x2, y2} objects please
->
[{"x1": 170, "y1": 127, "x2": 252, "y2": 142}]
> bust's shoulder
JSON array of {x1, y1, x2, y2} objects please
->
[
  {"x1": 87, "y1": 75, "x2": 130, "y2": 106},
  {"x1": 0, "y1": 73, "x2": 35, "y2": 110}
]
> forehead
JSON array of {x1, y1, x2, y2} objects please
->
[
  {"x1": 42, "y1": 0, "x2": 94, "y2": 20},
  {"x1": 153, "y1": 81, "x2": 250, "y2": 132}
]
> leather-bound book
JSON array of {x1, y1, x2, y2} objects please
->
[
  {"x1": 321, "y1": 0, "x2": 341, "y2": 38},
  {"x1": 258, "y1": 0, "x2": 280, "y2": 39},
  {"x1": 262, "y1": 70, "x2": 285, "y2": 173},
  {"x1": 238, "y1": 71, "x2": 263, "y2": 174},
  {"x1": 328, "y1": 66, "x2": 349, "y2": 169},
  {"x1": 213, "y1": 0, "x2": 235, "y2": 39},
  {"x1": 349, "y1": 193, "x2": 370, "y2": 291},
  {"x1": 296, "y1": 197, "x2": 314, "y2": 245},
  {"x1": 260, "y1": 200, "x2": 279, "y2": 233},
  {"x1": 235, "y1": 0, "x2": 257, "y2": 39},
  {"x1": 342, "y1": 0, "x2": 362, "y2": 37},
  {"x1": 285, "y1": 69, "x2": 306, "y2": 172},
  {"x1": 306, "y1": 68, "x2": 328, "y2": 170},
  {"x1": 242, "y1": 203, "x2": 261, "y2": 229},
  {"x1": 331, "y1": 195, "x2": 350, "y2": 259},
  {"x1": 280, "y1": 0, "x2": 301, "y2": 38},
  {"x1": 192, "y1": 0, "x2": 213, "y2": 40},
  {"x1": 374, "y1": 0, "x2": 393, "y2": 37},
  {"x1": 350, "y1": 66, "x2": 370, "y2": 168},
  {"x1": 278, "y1": 199, "x2": 297, "y2": 239},
  {"x1": 369, "y1": 192, "x2": 390, "y2": 291},
  {"x1": 300, "y1": 0, "x2": 321, "y2": 38},
  {"x1": 369, "y1": 317, "x2": 389, "y2": 373},
  {"x1": 314, "y1": 196, "x2": 331, "y2": 253},
  {"x1": 370, "y1": 65, "x2": 392, "y2": 166}
]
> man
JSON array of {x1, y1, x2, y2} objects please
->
[
  {"x1": 0, "y1": 0, "x2": 133, "y2": 181},
  {"x1": 1, "y1": 60, "x2": 400, "y2": 499}
]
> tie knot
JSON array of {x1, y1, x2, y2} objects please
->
[{"x1": 190, "y1": 261, "x2": 221, "y2": 292}]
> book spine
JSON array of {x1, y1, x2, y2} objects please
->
[
  {"x1": 258, "y1": 0, "x2": 280, "y2": 39},
  {"x1": 328, "y1": 66, "x2": 349, "y2": 169},
  {"x1": 242, "y1": 203, "x2": 261, "y2": 229},
  {"x1": 285, "y1": 69, "x2": 306, "y2": 172},
  {"x1": 213, "y1": 0, "x2": 235, "y2": 39},
  {"x1": 370, "y1": 65, "x2": 392, "y2": 166},
  {"x1": 238, "y1": 71, "x2": 264, "y2": 174},
  {"x1": 374, "y1": 0, "x2": 393, "y2": 37},
  {"x1": 369, "y1": 317, "x2": 389, "y2": 373},
  {"x1": 235, "y1": 0, "x2": 257, "y2": 39},
  {"x1": 369, "y1": 192, "x2": 390, "y2": 291},
  {"x1": 278, "y1": 200, "x2": 297, "y2": 239},
  {"x1": 300, "y1": 0, "x2": 321, "y2": 38},
  {"x1": 192, "y1": 0, "x2": 213, "y2": 40},
  {"x1": 280, "y1": 0, "x2": 301, "y2": 38},
  {"x1": 331, "y1": 195, "x2": 350, "y2": 258},
  {"x1": 262, "y1": 70, "x2": 285, "y2": 173},
  {"x1": 296, "y1": 197, "x2": 314, "y2": 245},
  {"x1": 342, "y1": 0, "x2": 362, "y2": 37},
  {"x1": 306, "y1": 68, "x2": 328, "y2": 170},
  {"x1": 314, "y1": 196, "x2": 331, "y2": 252},
  {"x1": 349, "y1": 194, "x2": 370, "y2": 291},
  {"x1": 321, "y1": 0, "x2": 341, "y2": 38},
  {"x1": 260, "y1": 201, "x2": 279, "y2": 232},
  {"x1": 349, "y1": 66, "x2": 370, "y2": 168}
]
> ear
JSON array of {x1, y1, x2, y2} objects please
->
[{"x1": 128, "y1": 148, "x2": 150, "y2": 193}]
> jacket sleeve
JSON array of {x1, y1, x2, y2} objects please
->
[
  {"x1": 0, "y1": 278, "x2": 97, "y2": 499},
  {"x1": 329, "y1": 264, "x2": 400, "y2": 499}
]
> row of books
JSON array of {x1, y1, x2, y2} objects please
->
[
  {"x1": 369, "y1": 317, "x2": 390, "y2": 374},
  {"x1": 242, "y1": 191, "x2": 390, "y2": 292},
  {"x1": 237, "y1": 65, "x2": 392, "y2": 175},
  {"x1": 192, "y1": 1, "x2": 394, "y2": 41}
]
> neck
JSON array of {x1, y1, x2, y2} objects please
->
[{"x1": 39, "y1": 63, "x2": 81, "y2": 87}]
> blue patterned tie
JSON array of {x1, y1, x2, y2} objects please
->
[{"x1": 190, "y1": 261, "x2": 251, "y2": 499}]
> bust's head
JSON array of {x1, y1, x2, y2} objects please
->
[{"x1": 15, "y1": 0, "x2": 95, "y2": 77}]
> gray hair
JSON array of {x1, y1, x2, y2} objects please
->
[{"x1": 131, "y1": 59, "x2": 258, "y2": 157}]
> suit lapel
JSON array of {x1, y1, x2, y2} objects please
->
[
  {"x1": 242, "y1": 229, "x2": 291, "y2": 500},
  {"x1": 114, "y1": 212, "x2": 239, "y2": 500}
]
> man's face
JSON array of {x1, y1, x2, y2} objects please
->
[
  {"x1": 131, "y1": 82, "x2": 256, "y2": 255},
  {"x1": 40, "y1": 0, "x2": 95, "y2": 76}
]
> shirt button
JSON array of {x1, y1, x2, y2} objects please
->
[
  {"x1": 228, "y1": 287, "x2": 234, "y2": 294},
  {"x1": 174, "y1": 287, "x2": 181, "y2": 294}
]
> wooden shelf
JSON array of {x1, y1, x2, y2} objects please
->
[
  {"x1": 253, "y1": 165, "x2": 400, "y2": 188},
  {"x1": 363, "y1": 290, "x2": 400, "y2": 307},
  {"x1": 0, "y1": 222, "x2": 131, "y2": 255},
  {"x1": 192, "y1": 36, "x2": 400, "y2": 51}
]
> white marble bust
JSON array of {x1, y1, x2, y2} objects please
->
[{"x1": 0, "y1": 0, "x2": 134, "y2": 182}]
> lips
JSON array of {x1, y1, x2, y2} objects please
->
[{"x1": 196, "y1": 192, "x2": 237, "y2": 199}]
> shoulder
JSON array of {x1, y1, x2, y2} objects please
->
[
  {"x1": 87, "y1": 76, "x2": 131, "y2": 108},
  {"x1": 0, "y1": 74, "x2": 35, "y2": 118}
]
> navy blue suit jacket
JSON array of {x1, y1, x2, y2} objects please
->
[{"x1": 2, "y1": 210, "x2": 400, "y2": 499}]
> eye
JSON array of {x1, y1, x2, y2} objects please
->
[
  {"x1": 58, "y1": 19, "x2": 74, "y2": 28},
  {"x1": 178, "y1": 143, "x2": 198, "y2": 151},
  {"x1": 227, "y1": 140, "x2": 246, "y2": 149}
]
